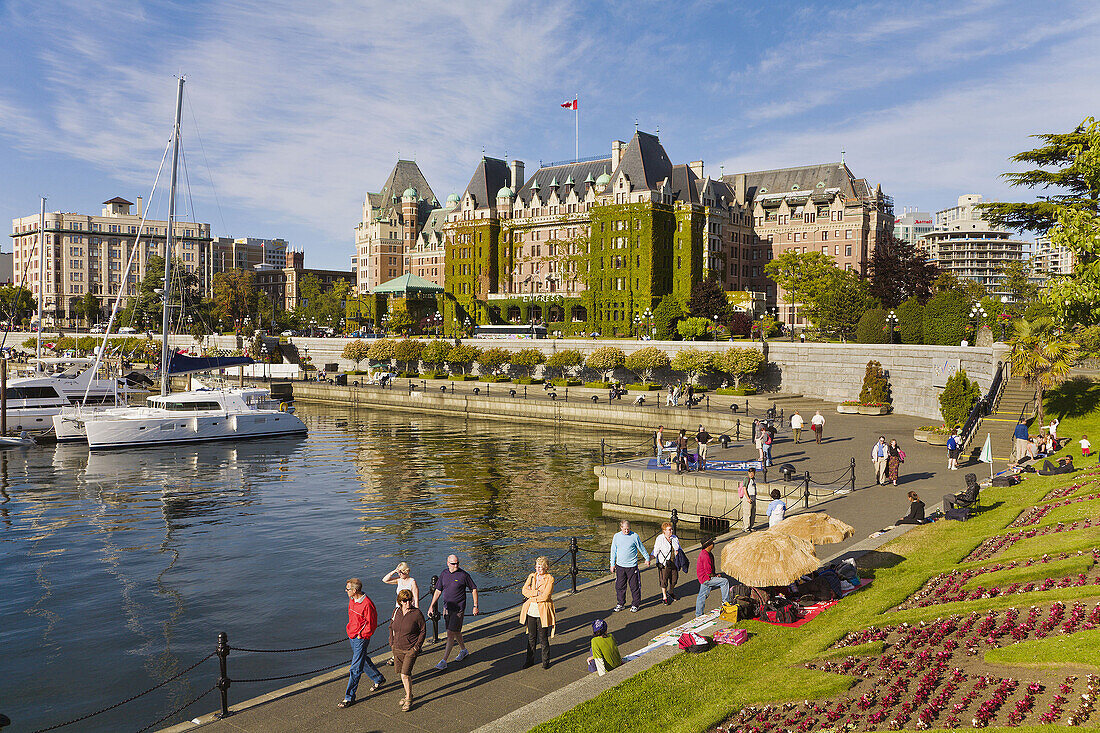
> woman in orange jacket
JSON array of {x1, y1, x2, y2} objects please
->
[{"x1": 519, "y1": 556, "x2": 557, "y2": 669}]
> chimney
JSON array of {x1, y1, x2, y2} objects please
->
[
  {"x1": 136, "y1": 197, "x2": 143, "y2": 217},
  {"x1": 689, "y1": 160, "x2": 704, "y2": 178},
  {"x1": 734, "y1": 174, "x2": 746, "y2": 205},
  {"x1": 510, "y1": 160, "x2": 525, "y2": 190},
  {"x1": 611, "y1": 140, "x2": 626, "y2": 170}
]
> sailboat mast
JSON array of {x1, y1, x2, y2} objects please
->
[
  {"x1": 161, "y1": 76, "x2": 184, "y2": 396},
  {"x1": 36, "y1": 196, "x2": 45, "y2": 369}
]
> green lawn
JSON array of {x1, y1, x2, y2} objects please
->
[
  {"x1": 531, "y1": 381, "x2": 1100, "y2": 733},
  {"x1": 959, "y1": 553, "x2": 1095, "y2": 590},
  {"x1": 985, "y1": 628, "x2": 1100, "y2": 670}
]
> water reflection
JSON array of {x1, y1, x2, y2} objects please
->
[{"x1": 1, "y1": 404, "x2": 656, "y2": 732}]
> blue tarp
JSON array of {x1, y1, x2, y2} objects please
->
[{"x1": 167, "y1": 353, "x2": 254, "y2": 375}]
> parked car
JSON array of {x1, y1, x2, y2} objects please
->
[
  {"x1": 281, "y1": 330, "x2": 295, "y2": 337},
  {"x1": 119, "y1": 326, "x2": 138, "y2": 334},
  {"x1": 89, "y1": 323, "x2": 107, "y2": 333}
]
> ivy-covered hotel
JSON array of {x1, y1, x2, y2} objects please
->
[{"x1": 353, "y1": 131, "x2": 894, "y2": 336}]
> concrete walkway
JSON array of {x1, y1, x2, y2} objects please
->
[{"x1": 166, "y1": 423, "x2": 962, "y2": 733}]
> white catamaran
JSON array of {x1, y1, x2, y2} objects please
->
[{"x1": 74, "y1": 77, "x2": 307, "y2": 450}]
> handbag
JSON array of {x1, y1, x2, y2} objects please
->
[
  {"x1": 737, "y1": 481, "x2": 746, "y2": 499},
  {"x1": 713, "y1": 628, "x2": 748, "y2": 645}
]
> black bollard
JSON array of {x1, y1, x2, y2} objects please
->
[
  {"x1": 850, "y1": 457, "x2": 856, "y2": 492},
  {"x1": 524, "y1": 386, "x2": 527, "y2": 399},
  {"x1": 736, "y1": 418, "x2": 741, "y2": 440},
  {"x1": 216, "y1": 632, "x2": 231, "y2": 719},
  {"x1": 429, "y1": 575, "x2": 440, "y2": 643},
  {"x1": 803, "y1": 473, "x2": 811, "y2": 508},
  {"x1": 745, "y1": 398, "x2": 749, "y2": 413},
  {"x1": 569, "y1": 537, "x2": 579, "y2": 594},
  {"x1": 706, "y1": 395, "x2": 710, "y2": 412},
  {"x1": 670, "y1": 508, "x2": 678, "y2": 536}
]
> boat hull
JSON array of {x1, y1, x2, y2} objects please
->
[{"x1": 84, "y1": 411, "x2": 307, "y2": 450}]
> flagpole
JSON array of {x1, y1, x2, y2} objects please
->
[{"x1": 575, "y1": 94, "x2": 579, "y2": 161}]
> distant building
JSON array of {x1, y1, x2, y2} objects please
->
[
  {"x1": 921, "y1": 194, "x2": 1027, "y2": 299},
  {"x1": 9, "y1": 197, "x2": 211, "y2": 327},
  {"x1": 894, "y1": 209, "x2": 935, "y2": 248},
  {"x1": 1029, "y1": 234, "x2": 1074, "y2": 279},
  {"x1": 254, "y1": 256, "x2": 354, "y2": 314},
  {"x1": 0, "y1": 252, "x2": 12, "y2": 285}
]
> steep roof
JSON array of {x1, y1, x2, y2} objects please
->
[
  {"x1": 610, "y1": 131, "x2": 673, "y2": 192},
  {"x1": 461, "y1": 157, "x2": 511, "y2": 209},
  {"x1": 723, "y1": 162, "x2": 858, "y2": 202},
  {"x1": 515, "y1": 158, "x2": 611, "y2": 206},
  {"x1": 370, "y1": 160, "x2": 435, "y2": 222},
  {"x1": 667, "y1": 164, "x2": 700, "y2": 204}
]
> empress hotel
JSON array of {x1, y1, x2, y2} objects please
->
[{"x1": 353, "y1": 131, "x2": 893, "y2": 335}]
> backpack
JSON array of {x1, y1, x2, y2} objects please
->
[
  {"x1": 825, "y1": 560, "x2": 859, "y2": 582},
  {"x1": 731, "y1": 596, "x2": 757, "y2": 620},
  {"x1": 678, "y1": 632, "x2": 713, "y2": 653},
  {"x1": 762, "y1": 602, "x2": 800, "y2": 624},
  {"x1": 947, "y1": 436, "x2": 958, "y2": 450},
  {"x1": 718, "y1": 602, "x2": 741, "y2": 622},
  {"x1": 945, "y1": 507, "x2": 971, "y2": 521},
  {"x1": 737, "y1": 481, "x2": 746, "y2": 499}
]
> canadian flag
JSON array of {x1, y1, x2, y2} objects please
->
[{"x1": 561, "y1": 99, "x2": 577, "y2": 110}]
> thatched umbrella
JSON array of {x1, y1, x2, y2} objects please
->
[
  {"x1": 720, "y1": 530, "x2": 819, "y2": 587},
  {"x1": 770, "y1": 512, "x2": 855, "y2": 546}
]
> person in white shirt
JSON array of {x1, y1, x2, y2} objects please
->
[
  {"x1": 651, "y1": 522, "x2": 683, "y2": 605},
  {"x1": 790, "y1": 412, "x2": 804, "y2": 443},
  {"x1": 810, "y1": 411, "x2": 825, "y2": 444},
  {"x1": 741, "y1": 467, "x2": 758, "y2": 531},
  {"x1": 871, "y1": 436, "x2": 889, "y2": 485}
]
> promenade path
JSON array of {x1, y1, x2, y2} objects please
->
[{"x1": 170, "y1": 407, "x2": 967, "y2": 733}]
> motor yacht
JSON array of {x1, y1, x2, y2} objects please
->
[{"x1": 4, "y1": 358, "x2": 130, "y2": 434}]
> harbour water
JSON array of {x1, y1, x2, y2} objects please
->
[{"x1": 0, "y1": 404, "x2": 667, "y2": 732}]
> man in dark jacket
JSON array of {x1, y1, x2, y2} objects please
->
[{"x1": 943, "y1": 473, "x2": 979, "y2": 512}]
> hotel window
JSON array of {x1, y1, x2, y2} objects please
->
[
  {"x1": 822, "y1": 231, "x2": 828, "y2": 241},
  {"x1": 821, "y1": 246, "x2": 827, "y2": 254},
  {"x1": 845, "y1": 245, "x2": 852, "y2": 256},
  {"x1": 834, "y1": 245, "x2": 840, "y2": 256}
]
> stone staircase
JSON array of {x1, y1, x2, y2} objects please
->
[{"x1": 969, "y1": 378, "x2": 1036, "y2": 468}]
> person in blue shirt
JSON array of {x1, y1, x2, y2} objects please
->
[
  {"x1": 609, "y1": 519, "x2": 650, "y2": 612},
  {"x1": 767, "y1": 489, "x2": 786, "y2": 528},
  {"x1": 1014, "y1": 420, "x2": 1030, "y2": 464}
]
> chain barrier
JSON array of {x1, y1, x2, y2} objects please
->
[
  {"x1": 233, "y1": 660, "x2": 347, "y2": 685},
  {"x1": 133, "y1": 685, "x2": 217, "y2": 733},
  {"x1": 229, "y1": 638, "x2": 345, "y2": 654},
  {"x1": 28, "y1": 651, "x2": 216, "y2": 733}
]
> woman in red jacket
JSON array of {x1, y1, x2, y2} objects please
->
[{"x1": 339, "y1": 578, "x2": 385, "y2": 708}]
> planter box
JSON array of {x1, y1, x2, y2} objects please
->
[
  {"x1": 925, "y1": 432, "x2": 950, "y2": 446},
  {"x1": 856, "y1": 405, "x2": 891, "y2": 415},
  {"x1": 836, "y1": 404, "x2": 861, "y2": 414}
]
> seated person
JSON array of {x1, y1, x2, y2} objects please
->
[
  {"x1": 897, "y1": 491, "x2": 925, "y2": 524},
  {"x1": 586, "y1": 619, "x2": 622, "y2": 676},
  {"x1": 1038, "y1": 456, "x2": 1076, "y2": 475},
  {"x1": 633, "y1": 394, "x2": 646, "y2": 405},
  {"x1": 943, "y1": 473, "x2": 979, "y2": 512}
]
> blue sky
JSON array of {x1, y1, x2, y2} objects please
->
[{"x1": 2, "y1": 0, "x2": 1099, "y2": 270}]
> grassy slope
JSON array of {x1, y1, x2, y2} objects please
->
[
  {"x1": 531, "y1": 384, "x2": 1100, "y2": 733},
  {"x1": 959, "y1": 553, "x2": 1095, "y2": 589},
  {"x1": 985, "y1": 628, "x2": 1100, "y2": 670}
]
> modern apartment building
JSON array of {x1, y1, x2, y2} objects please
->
[
  {"x1": 921, "y1": 194, "x2": 1027, "y2": 299},
  {"x1": 1029, "y1": 234, "x2": 1075, "y2": 279},
  {"x1": 894, "y1": 209, "x2": 935, "y2": 248},
  {"x1": 10, "y1": 197, "x2": 211, "y2": 327},
  {"x1": 353, "y1": 160, "x2": 437, "y2": 293}
]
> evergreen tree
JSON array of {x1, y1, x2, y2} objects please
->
[
  {"x1": 652, "y1": 295, "x2": 683, "y2": 340},
  {"x1": 922, "y1": 291, "x2": 969, "y2": 345},
  {"x1": 855, "y1": 308, "x2": 889, "y2": 344},
  {"x1": 687, "y1": 274, "x2": 732, "y2": 321},
  {"x1": 895, "y1": 297, "x2": 925, "y2": 344},
  {"x1": 867, "y1": 237, "x2": 938, "y2": 308}
]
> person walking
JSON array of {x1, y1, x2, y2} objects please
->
[
  {"x1": 946, "y1": 428, "x2": 962, "y2": 470},
  {"x1": 811, "y1": 410, "x2": 825, "y2": 443},
  {"x1": 381, "y1": 563, "x2": 420, "y2": 607},
  {"x1": 675, "y1": 428, "x2": 691, "y2": 473},
  {"x1": 887, "y1": 438, "x2": 903, "y2": 486},
  {"x1": 520, "y1": 556, "x2": 557, "y2": 669},
  {"x1": 610, "y1": 519, "x2": 650, "y2": 612},
  {"x1": 1014, "y1": 419, "x2": 1030, "y2": 463},
  {"x1": 388, "y1": 589, "x2": 425, "y2": 712},
  {"x1": 652, "y1": 521, "x2": 683, "y2": 605},
  {"x1": 741, "y1": 467, "x2": 758, "y2": 532},
  {"x1": 871, "y1": 436, "x2": 889, "y2": 485},
  {"x1": 430, "y1": 555, "x2": 479, "y2": 671},
  {"x1": 655, "y1": 425, "x2": 664, "y2": 459},
  {"x1": 696, "y1": 424, "x2": 712, "y2": 471},
  {"x1": 761, "y1": 425, "x2": 773, "y2": 467},
  {"x1": 896, "y1": 491, "x2": 925, "y2": 525},
  {"x1": 790, "y1": 411, "x2": 804, "y2": 444},
  {"x1": 339, "y1": 578, "x2": 384, "y2": 709},
  {"x1": 767, "y1": 488, "x2": 786, "y2": 528},
  {"x1": 694, "y1": 537, "x2": 730, "y2": 617}
]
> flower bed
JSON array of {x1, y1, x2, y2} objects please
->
[{"x1": 838, "y1": 401, "x2": 892, "y2": 415}]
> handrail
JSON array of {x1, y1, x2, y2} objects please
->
[{"x1": 960, "y1": 361, "x2": 1006, "y2": 449}]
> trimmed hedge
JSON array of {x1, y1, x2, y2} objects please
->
[
  {"x1": 514, "y1": 376, "x2": 543, "y2": 385},
  {"x1": 923, "y1": 290, "x2": 968, "y2": 345},
  {"x1": 624, "y1": 383, "x2": 661, "y2": 391},
  {"x1": 716, "y1": 387, "x2": 757, "y2": 396},
  {"x1": 855, "y1": 308, "x2": 889, "y2": 344},
  {"x1": 896, "y1": 297, "x2": 924, "y2": 344},
  {"x1": 585, "y1": 381, "x2": 612, "y2": 389},
  {"x1": 549, "y1": 378, "x2": 582, "y2": 386}
]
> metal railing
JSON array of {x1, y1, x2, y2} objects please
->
[{"x1": 960, "y1": 361, "x2": 1007, "y2": 449}]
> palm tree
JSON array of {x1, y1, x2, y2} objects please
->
[{"x1": 1009, "y1": 316, "x2": 1079, "y2": 425}]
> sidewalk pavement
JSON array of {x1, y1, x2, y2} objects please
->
[{"x1": 166, "y1": 472, "x2": 946, "y2": 733}]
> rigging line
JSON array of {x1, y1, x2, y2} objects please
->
[{"x1": 184, "y1": 91, "x2": 228, "y2": 235}]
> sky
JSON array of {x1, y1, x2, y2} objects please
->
[{"x1": 2, "y1": 0, "x2": 1099, "y2": 270}]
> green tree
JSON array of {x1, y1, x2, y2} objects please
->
[
  {"x1": 895, "y1": 297, "x2": 925, "y2": 344},
  {"x1": 676, "y1": 316, "x2": 711, "y2": 341},
  {"x1": 867, "y1": 237, "x2": 938, "y2": 308},
  {"x1": 295, "y1": 273, "x2": 352, "y2": 330},
  {"x1": 721, "y1": 347, "x2": 765, "y2": 389},
  {"x1": 1009, "y1": 317, "x2": 1079, "y2": 426},
  {"x1": 939, "y1": 369, "x2": 981, "y2": 428},
  {"x1": 445, "y1": 343, "x2": 480, "y2": 375},
  {"x1": 625, "y1": 346, "x2": 669, "y2": 384},
  {"x1": 73, "y1": 292, "x2": 102, "y2": 327},
  {"x1": 998, "y1": 259, "x2": 1039, "y2": 304},
  {"x1": 652, "y1": 295, "x2": 683, "y2": 340},
  {"x1": 922, "y1": 291, "x2": 969, "y2": 345},
  {"x1": 421, "y1": 340, "x2": 450, "y2": 374},
  {"x1": 586, "y1": 346, "x2": 625, "y2": 382},
  {"x1": 859, "y1": 360, "x2": 891, "y2": 404},
  {"x1": 212, "y1": 268, "x2": 259, "y2": 329},
  {"x1": 367, "y1": 338, "x2": 396, "y2": 368},
  {"x1": 545, "y1": 349, "x2": 584, "y2": 380},
  {"x1": 764, "y1": 251, "x2": 842, "y2": 319},
  {"x1": 386, "y1": 303, "x2": 415, "y2": 335},
  {"x1": 341, "y1": 339, "x2": 370, "y2": 370},
  {"x1": 477, "y1": 347, "x2": 512, "y2": 377},
  {"x1": 0, "y1": 285, "x2": 35, "y2": 326},
  {"x1": 393, "y1": 339, "x2": 423, "y2": 373},
  {"x1": 977, "y1": 117, "x2": 1100, "y2": 233},
  {"x1": 687, "y1": 274, "x2": 732, "y2": 321},
  {"x1": 856, "y1": 308, "x2": 889, "y2": 344},
  {"x1": 670, "y1": 347, "x2": 714, "y2": 385},
  {"x1": 511, "y1": 348, "x2": 545, "y2": 378},
  {"x1": 815, "y1": 271, "x2": 872, "y2": 340}
]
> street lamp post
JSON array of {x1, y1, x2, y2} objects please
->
[
  {"x1": 886, "y1": 310, "x2": 898, "y2": 344},
  {"x1": 999, "y1": 295, "x2": 1010, "y2": 342},
  {"x1": 968, "y1": 303, "x2": 987, "y2": 344},
  {"x1": 712, "y1": 314, "x2": 719, "y2": 341}
]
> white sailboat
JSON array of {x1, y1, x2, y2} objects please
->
[{"x1": 77, "y1": 77, "x2": 307, "y2": 450}]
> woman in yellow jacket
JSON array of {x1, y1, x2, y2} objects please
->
[{"x1": 520, "y1": 556, "x2": 556, "y2": 669}]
